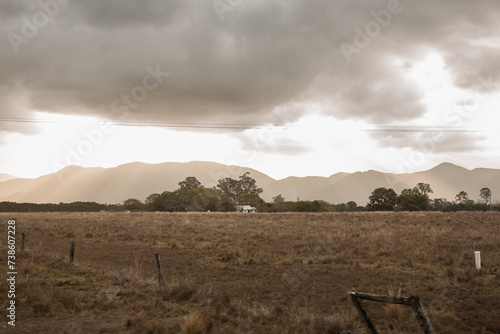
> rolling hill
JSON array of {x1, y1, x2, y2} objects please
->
[{"x1": 0, "y1": 162, "x2": 498, "y2": 205}]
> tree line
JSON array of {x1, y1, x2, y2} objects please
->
[
  {"x1": 0, "y1": 201, "x2": 124, "y2": 212},
  {"x1": 367, "y1": 183, "x2": 498, "y2": 212},
  {"x1": 0, "y1": 176, "x2": 495, "y2": 213},
  {"x1": 125, "y1": 172, "x2": 262, "y2": 212},
  {"x1": 124, "y1": 173, "x2": 362, "y2": 213},
  {"x1": 126, "y1": 175, "x2": 498, "y2": 213}
]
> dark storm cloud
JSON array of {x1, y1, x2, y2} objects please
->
[{"x1": 1, "y1": 0, "x2": 499, "y2": 140}]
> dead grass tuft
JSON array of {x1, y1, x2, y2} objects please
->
[
  {"x1": 161, "y1": 275, "x2": 198, "y2": 302},
  {"x1": 180, "y1": 311, "x2": 212, "y2": 334},
  {"x1": 384, "y1": 286, "x2": 404, "y2": 321}
]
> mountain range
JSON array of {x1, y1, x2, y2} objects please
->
[
  {"x1": 0, "y1": 162, "x2": 498, "y2": 205},
  {"x1": 0, "y1": 173, "x2": 18, "y2": 182}
]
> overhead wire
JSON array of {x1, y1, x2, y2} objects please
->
[{"x1": 0, "y1": 117, "x2": 484, "y2": 132}]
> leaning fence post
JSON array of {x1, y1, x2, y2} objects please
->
[
  {"x1": 69, "y1": 241, "x2": 76, "y2": 263},
  {"x1": 154, "y1": 253, "x2": 164, "y2": 284},
  {"x1": 349, "y1": 291, "x2": 435, "y2": 334},
  {"x1": 349, "y1": 292, "x2": 378, "y2": 334},
  {"x1": 409, "y1": 296, "x2": 436, "y2": 334},
  {"x1": 21, "y1": 233, "x2": 26, "y2": 252}
]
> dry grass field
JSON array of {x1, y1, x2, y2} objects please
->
[{"x1": 1, "y1": 212, "x2": 499, "y2": 333}]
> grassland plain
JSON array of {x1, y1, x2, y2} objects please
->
[{"x1": 0, "y1": 212, "x2": 499, "y2": 333}]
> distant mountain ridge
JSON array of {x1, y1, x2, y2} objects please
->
[
  {"x1": 0, "y1": 162, "x2": 498, "y2": 205},
  {"x1": 0, "y1": 173, "x2": 17, "y2": 182}
]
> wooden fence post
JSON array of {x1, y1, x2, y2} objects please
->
[
  {"x1": 154, "y1": 253, "x2": 164, "y2": 284},
  {"x1": 21, "y1": 233, "x2": 26, "y2": 252},
  {"x1": 409, "y1": 296, "x2": 436, "y2": 334},
  {"x1": 69, "y1": 242, "x2": 76, "y2": 263},
  {"x1": 349, "y1": 292, "x2": 378, "y2": 334},
  {"x1": 349, "y1": 291, "x2": 435, "y2": 334}
]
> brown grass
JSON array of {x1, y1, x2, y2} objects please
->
[
  {"x1": 1, "y1": 211, "x2": 499, "y2": 333},
  {"x1": 384, "y1": 286, "x2": 404, "y2": 322}
]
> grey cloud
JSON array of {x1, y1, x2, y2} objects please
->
[
  {"x1": 372, "y1": 130, "x2": 486, "y2": 153},
  {"x1": 445, "y1": 45, "x2": 500, "y2": 94},
  {"x1": 0, "y1": 1, "x2": 42, "y2": 16},
  {"x1": 68, "y1": 0, "x2": 185, "y2": 29},
  {"x1": 1, "y1": 0, "x2": 499, "y2": 147},
  {"x1": 333, "y1": 78, "x2": 426, "y2": 123}
]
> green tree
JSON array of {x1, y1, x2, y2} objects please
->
[
  {"x1": 401, "y1": 188, "x2": 418, "y2": 195},
  {"x1": 293, "y1": 201, "x2": 318, "y2": 212},
  {"x1": 368, "y1": 187, "x2": 397, "y2": 211},
  {"x1": 185, "y1": 188, "x2": 228, "y2": 212},
  {"x1": 145, "y1": 193, "x2": 163, "y2": 211},
  {"x1": 271, "y1": 194, "x2": 287, "y2": 212},
  {"x1": 432, "y1": 198, "x2": 451, "y2": 211},
  {"x1": 272, "y1": 194, "x2": 285, "y2": 204},
  {"x1": 238, "y1": 172, "x2": 263, "y2": 196},
  {"x1": 413, "y1": 183, "x2": 433, "y2": 196},
  {"x1": 313, "y1": 200, "x2": 336, "y2": 212},
  {"x1": 346, "y1": 201, "x2": 358, "y2": 211},
  {"x1": 216, "y1": 172, "x2": 262, "y2": 203},
  {"x1": 455, "y1": 191, "x2": 469, "y2": 205},
  {"x1": 221, "y1": 201, "x2": 236, "y2": 212},
  {"x1": 334, "y1": 203, "x2": 348, "y2": 212},
  {"x1": 397, "y1": 193, "x2": 430, "y2": 211},
  {"x1": 479, "y1": 187, "x2": 492, "y2": 206},
  {"x1": 236, "y1": 193, "x2": 263, "y2": 206},
  {"x1": 215, "y1": 177, "x2": 241, "y2": 202},
  {"x1": 178, "y1": 176, "x2": 203, "y2": 193},
  {"x1": 161, "y1": 191, "x2": 182, "y2": 212},
  {"x1": 150, "y1": 186, "x2": 232, "y2": 212},
  {"x1": 123, "y1": 198, "x2": 143, "y2": 211}
]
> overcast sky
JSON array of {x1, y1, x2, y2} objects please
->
[{"x1": 1, "y1": 0, "x2": 499, "y2": 179}]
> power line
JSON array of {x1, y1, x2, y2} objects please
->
[
  {"x1": 0, "y1": 117, "x2": 484, "y2": 132},
  {"x1": 112, "y1": 121, "x2": 266, "y2": 130},
  {"x1": 362, "y1": 126, "x2": 482, "y2": 133},
  {"x1": 0, "y1": 117, "x2": 267, "y2": 130}
]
